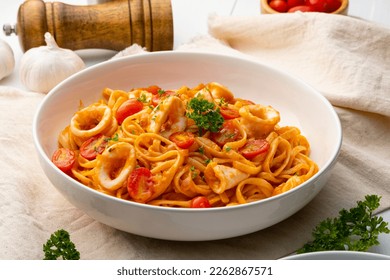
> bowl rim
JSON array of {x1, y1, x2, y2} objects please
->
[
  {"x1": 282, "y1": 250, "x2": 390, "y2": 260},
  {"x1": 33, "y1": 51, "x2": 342, "y2": 213}
]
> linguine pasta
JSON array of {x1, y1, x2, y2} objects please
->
[{"x1": 53, "y1": 82, "x2": 318, "y2": 208}]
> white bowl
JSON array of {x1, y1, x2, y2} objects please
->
[
  {"x1": 282, "y1": 251, "x2": 390, "y2": 260},
  {"x1": 33, "y1": 52, "x2": 342, "y2": 241}
]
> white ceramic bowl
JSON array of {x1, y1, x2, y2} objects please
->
[
  {"x1": 282, "y1": 251, "x2": 390, "y2": 260},
  {"x1": 33, "y1": 52, "x2": 342, "y2": 241}
]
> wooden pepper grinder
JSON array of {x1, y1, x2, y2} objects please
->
[{"x1": 3, "y1": 0, "x2": 173, "y2": 52}]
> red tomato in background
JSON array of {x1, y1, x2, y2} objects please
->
[
  {"x1": 79, "y1": 134, "x2": 108, "y2": 160},
  {"x1": 191, "y1": 196, "x2": 211, "y2": 208},
  {"x1": 269, "y1": 0, "x2": 288, "y2": 12},
  {"x1": 52, "y1": 148, "x2": 76, "y2": 173},
  {"x1": 169, "y1": 131, "x2": 195, "y2": 149},
  {"x1": 288, "y1": 5, "x2": 315, "y2": 12},
  {"x1": 306, "y1": 0, "x2": 326, "y2": 12},
  {"x1": 325, "y1": 0, "x2": 342, "y2": 12},
  {"x1": 270, "y1": 0, "x2": 341, "y2": 13},
  {"x1": 287, "y1": 0, "x2": 305, "y2": 8},
  {"x1": 116, "y1": 98, "x2": 144, "y2": 125},
  {"x1": 127, "y1": 167, "x2": 154, "y2": 203}
]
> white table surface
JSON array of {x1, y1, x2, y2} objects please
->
[{"x1": 0, "y1": 0, "x2": 389, "y2": 257}]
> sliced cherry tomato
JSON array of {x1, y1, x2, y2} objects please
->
[
  {"x1": 127, "y1": 167, "x2": 154, "y2": 203},
  {"x1": 79, "y1": 134, "x2": 108, "y2": 160},
  {"x1": 211, "y1": 120, "x2": 240, "y2": 147},
  {"x1": 269, "y1": 0, "x2": 288, "y2": 13},
  {"x1": 220, "y1": 107, "x2": 240, "y2": 120},
  {"x1": 191, "y1": 196, "x2": 211, "y2": 208},
  {"x1": 151, "y1": 90, "x2": 176, "y2": 107},
  {"x1": 288, "y1": 5, "x2": 316, "y2": 12},
  {"x1": 144, "y1": 85, "x2": 161, "y2": 95},
  {"x1": 52, "y1": 148, "x2": 76, "y2": 173},
  {"x1": 239, "y1": 139, "x2": 270, "y2": 160},
  {"x1": 287, "y1": 0, "x2": 305, "y2": 8},
  {"x1": 116, "y1": 98, "x2": 144, "y2": 125},
  {"x1": 169, "y1": 131, "x2": 195, "y2": 149}
]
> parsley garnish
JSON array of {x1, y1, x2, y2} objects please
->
[
  {"x1": 43, "y1": 229, "x2": 80, "y2": 260},
  {"x1": 218, "y1": 97, "x2": 227, "y2": 107},
  {"x1": 297, "y1": 195, "x2": 390, "y2": 254},
  {"x1": 105, "y1": 133, "x2": 119, "y2": 142},
  {"x1": 186, "y1": 95, "x2": 224, "y2": 135},
  {"x1": 137, "y1": 94, "x2": 148, "y2": 103}
]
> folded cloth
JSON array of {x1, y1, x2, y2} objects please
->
[
  {"x1": 206, "y1": 12, "x2": 390, "y2": 117},
  {"x1": 1, "y1": 12, "x2": 390, "y2": 260}
]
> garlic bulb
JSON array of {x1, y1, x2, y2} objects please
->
[
  {"x1": 20, "y1": 32, "x2": 85, "y2": 93},
  {"x1": 0, "y1": 39, "x2": 15, "y2": 81}
]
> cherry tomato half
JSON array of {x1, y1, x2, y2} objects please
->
[
  {"x1": 239, "y1": 139, "x2": 270, "y2": 160},
  {"x1": 220, "y1": 107, "x2": 240, "y2": 120},
  {"x1": 211, "y1": 120, "x2": 240, "y2": 147},
  {"x1": 52, "y1": 148, "x2": 76, "y2": 173},
  {"x1": 144, "y1": 85, "x2": 161, "y2": 95},
  {"x1": 127, "y1": 167, "x2": 154, "y2": 203},
  {"x1": 169, "y1": 131, "x2": 195, "y2": 149},
  {"x1": 191, "y1": 196, "x2": 211, "y2": 208},
  {"x1": 79, "y1": 134, "x2": 108, "y2": 160},
  {"x1": 116, "y1": 99, "x2": 144, "y2": 125},
  {"x1": 269, "y1": 0, "x2": 288, "y2": 13}
]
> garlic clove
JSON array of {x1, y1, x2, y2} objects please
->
[
  {"x1": 0, "y1": 39, "x2": 15, "y2": 81},
  {"x1": 20, "y1": 32, "x2": 85, "y2": 93}
]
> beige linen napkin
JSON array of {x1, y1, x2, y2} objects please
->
[{"x1": 1, "y1": 12, "x2": 390, "y2": 260}]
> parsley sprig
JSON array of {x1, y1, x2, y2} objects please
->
[
  {"x1": 43, "y1": 229, "x2": 80, "y2": 260},
  {"x1": 298, "y1": 195, "x2": 390, "y2": 254},
  {"x1": 186, "y1": 95, "x2": 224, "y2": 135}
]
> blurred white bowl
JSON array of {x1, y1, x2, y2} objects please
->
[
  {"x1": 283, "y1": 251, "x2": 390, "y2": 260},
  {"x1": 33, "y1": 52, "x2": 342, "y2": 241}
]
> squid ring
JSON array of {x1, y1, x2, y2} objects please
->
[
  {"x1": 70, "y1": 104, "x2": 112, "y2": 138},
  {"x1": 95, "y1": 142, "x2": 136, "y2": 191}
]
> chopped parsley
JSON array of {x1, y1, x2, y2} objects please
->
[
  {"x1": 137, "y1": 93, "x2": 148, "y2": 103},
  {"x1": 105, "y1": 133, "x2": 119, "y2": 142},
  {"x1": 186, "y1": 95, "x2": 224, "y2": 135}
]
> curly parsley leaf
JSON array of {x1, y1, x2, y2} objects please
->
[
  {"x1": 186, "y1": 95, "x2": 224, "y2": 135},
  {"x1": 297, "y1": 195, "x2": 390, "y2": 254},
  {"x1": 43, "y1": 229, "x2": 80, "y2": 260}
]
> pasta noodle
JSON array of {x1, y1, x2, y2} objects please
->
[{"x1": 53, "y1": 82, "x2": 318, "y2": 208}]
